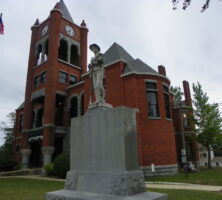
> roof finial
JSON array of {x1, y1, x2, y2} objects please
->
[
  {"x1": 54, "y1": 2, "x2": 60, "y2": 9},
  {"x1": 34, "y1": 18, "x2": 39, "y2": 26},
  {"x1": 81, "y1": 20, "x2": 87, "y2": 28}
]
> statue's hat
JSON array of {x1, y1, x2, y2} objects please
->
[{"x1": 89, "y1": 43, "x2": 100, "y2": 53}]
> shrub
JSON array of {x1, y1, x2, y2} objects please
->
[
  {"x1": 15, "y1": 163, "x2": 22, "y2": 171},
  {"x1": 43, "y1": 163, "x2": 54, "y2": 176},
  {"x1": 53, "y1": 153, "x2": 70, "y2": 178},
  {"x1": 0, "y1": 160, "x2": 17, "y2": 172}
]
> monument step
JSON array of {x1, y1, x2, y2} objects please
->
[{"x1": 47, "y1": 189, "x2": 168, "y2": 200}]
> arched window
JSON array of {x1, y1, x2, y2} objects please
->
[
  {"x1": 36, "y1": 44, "x2": 42, "y2": 65},
  {"x1": 70, "y1": 97, "x2": 78, "y2": 118},
  {"x1": 70, "y1": 45, "x2": 79, "y2": 66},
  {"x1": 44, "y1": 39, "x2": 49, "y2": 62},
  {"x1": 58, "y1": 39, "x2": 68, "y2": 61},
  {"x1": 80, "y1": 94, "x2": 84, "y2": 115}
]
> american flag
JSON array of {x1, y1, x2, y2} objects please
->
[{"x1": 0, "y1": 13, "x2": 4, "y2": 35}]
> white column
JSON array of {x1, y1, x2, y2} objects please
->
[
  {"x1": 42, "y1": 146, "x2": 55, "y2": 165},
  {"x1": 20, "y1": 149, "x2": 31, "y2": 169}
]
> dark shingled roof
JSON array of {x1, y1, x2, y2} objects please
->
[
  {"x1": 104, "y1": 42, "x2": 159, "y2": 75},
  {"x1": 17, "y1": 102, "x2": 24, "y2": 110},
  {"x1": 124, "y1": 58, "x2": 158, "y2": 74},
  {"x1": 103, "y1": 42, "x2": 134, "y2": 65},
  {"x1": 56, "y1": 0, "x2": 73, "y2": 22}
]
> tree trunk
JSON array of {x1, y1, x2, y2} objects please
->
[{"x1": 207, "y1": 145, "x2": 212, "y2": 169}]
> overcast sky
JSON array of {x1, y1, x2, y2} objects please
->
[{"x1": 1, "y1": 0, "x2": 222, "y2": 146}]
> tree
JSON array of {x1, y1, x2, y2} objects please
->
[
  {"x1": 172, "y1": 0, "x2": 211, "y2": 12},
  {"x1": 192, "y1": 82, "x2": 222, "y2": 169},
  {"x1": 0, "y1": 112, "x2": 16, "y2": 161},
  {"x1": 171, "y1": 86, "x2": 184, "y2": 105}
]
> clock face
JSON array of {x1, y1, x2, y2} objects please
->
[
  {"x1": 41, "y1": 25, "x2": 48, "y2": 36},
  {"x1": 65, "y1": 25, "x2": 75, "y2": 36}
]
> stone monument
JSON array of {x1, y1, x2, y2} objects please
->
[{"x1": 46, "y1": 44, "x2": 167, "y2": 200}]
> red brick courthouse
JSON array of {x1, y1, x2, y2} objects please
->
[{"x1": 13, "y1": 0, "x2": 199, "y2": 176}]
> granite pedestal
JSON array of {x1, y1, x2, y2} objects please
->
[{"x1": 46, "y1": 106, "x2": 167, "y2": 200}]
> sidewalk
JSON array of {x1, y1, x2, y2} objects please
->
[{"x1": 146, "y1": 182, "x2": 222, "y2": 191}]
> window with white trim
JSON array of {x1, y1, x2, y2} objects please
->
[
  {"x1": 69, "y1": 74, "x2": 77, "y2": 85},
  {"x1": 163, "y1": 85, "x2": 171, "y2": 119},
  {"x1": 183, "y1": 112, "x2": 189, "y2": 127},
  {"x1": 59, "y1": 71, "x2": 68, "y2": 83},
  {"x1": 146, "y1": 82, "x2": 159, "y2": 117}
]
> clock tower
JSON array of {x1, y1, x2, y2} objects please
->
[{"x1": 21, "y1": 0, "x2": 88, "y2": 168}]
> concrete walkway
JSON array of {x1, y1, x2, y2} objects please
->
[{"x1": 146, "y1": 182, "x2": 222, "y2": 192}]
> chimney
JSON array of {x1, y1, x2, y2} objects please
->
[
  {"x1": 158, "y1": 65, "x2": 166, "y2": 76},
  {"x1": 183, "y1": 80, "x2": 192, "y2": 106}
]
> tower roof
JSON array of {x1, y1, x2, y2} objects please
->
[{"x1": 53, "y1": 0, "x2": 73, "y2": 22}]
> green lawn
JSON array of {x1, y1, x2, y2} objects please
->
[
  {"x1": 0, "y1": 177, "x2": 222, "y2": 200},
  {"x1": 148, "y1": 167, "x2": 222, "y2": 186},
  {"x1": 0, "y1": 178, "x2": 64, "y2": 200},
  {"x1": 149, "y1": 188, "x2": 222, "y2": 200}
]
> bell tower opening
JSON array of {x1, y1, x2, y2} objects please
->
[
  {"x1": 58, "y1": 39, "x2": 68, "y2": 61},
  {"x1": 70, "y1": 44, "x2": 79, "y2": 66}
]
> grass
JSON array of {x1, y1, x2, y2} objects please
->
[
  {"x1": 148, "y1": 167, "x2": 222, "y2": 186},
  {"x1": 149, "y1": 188, "x2": 222, "y2": 200},
  {"x1": 0, "y1": 177, "x2": 222, "y2": 200},
  {"x1": 0, "y1": 178, "x2": 64, "y2": 200}
]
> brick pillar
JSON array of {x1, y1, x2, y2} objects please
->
[
  {"x1": 42, "y1": 9, "x2": 62, "y2": 152},
  {"x1": 21, "y1": 20, "x2": 39, "y2": 163},
  {"x1": 80, "y1": 20, "x2": 88, "y2": 74},
  {"x1": 183, "y1": 80, "x2": 192, "y2": 106}
]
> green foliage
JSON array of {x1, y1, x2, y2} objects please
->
[
  {"x1": 53, "y1": 153, "x2": 70, "y2": 178},
  {"x1": 0, "y1": 159, "x2": 17, "y2": 172},
  {"x1": 172, "y1": 0, "x2": 211, "y2": 12},
  {"x1": 171, "y1": 86, "x2": 184, "y2": 105},
  {"x1": 15, "y1": 163, "x2": 22, "y2": 171},
  {"x1": 192, "y1": 82, "x2": 222, "y2": 168},
  {"x1": 0, "y1": 112, "x2": 16, "y2": 162},
  {"x1": 43, "y1": 163, "x2": 54, "y2": 176}
]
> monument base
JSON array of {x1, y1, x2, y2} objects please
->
[
  {"x1": 64, "y1": 170, "x2": 146, "y2": 195},
  {"x1": 47, "y1": 190, "x2": 167, "y2": 200}
]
